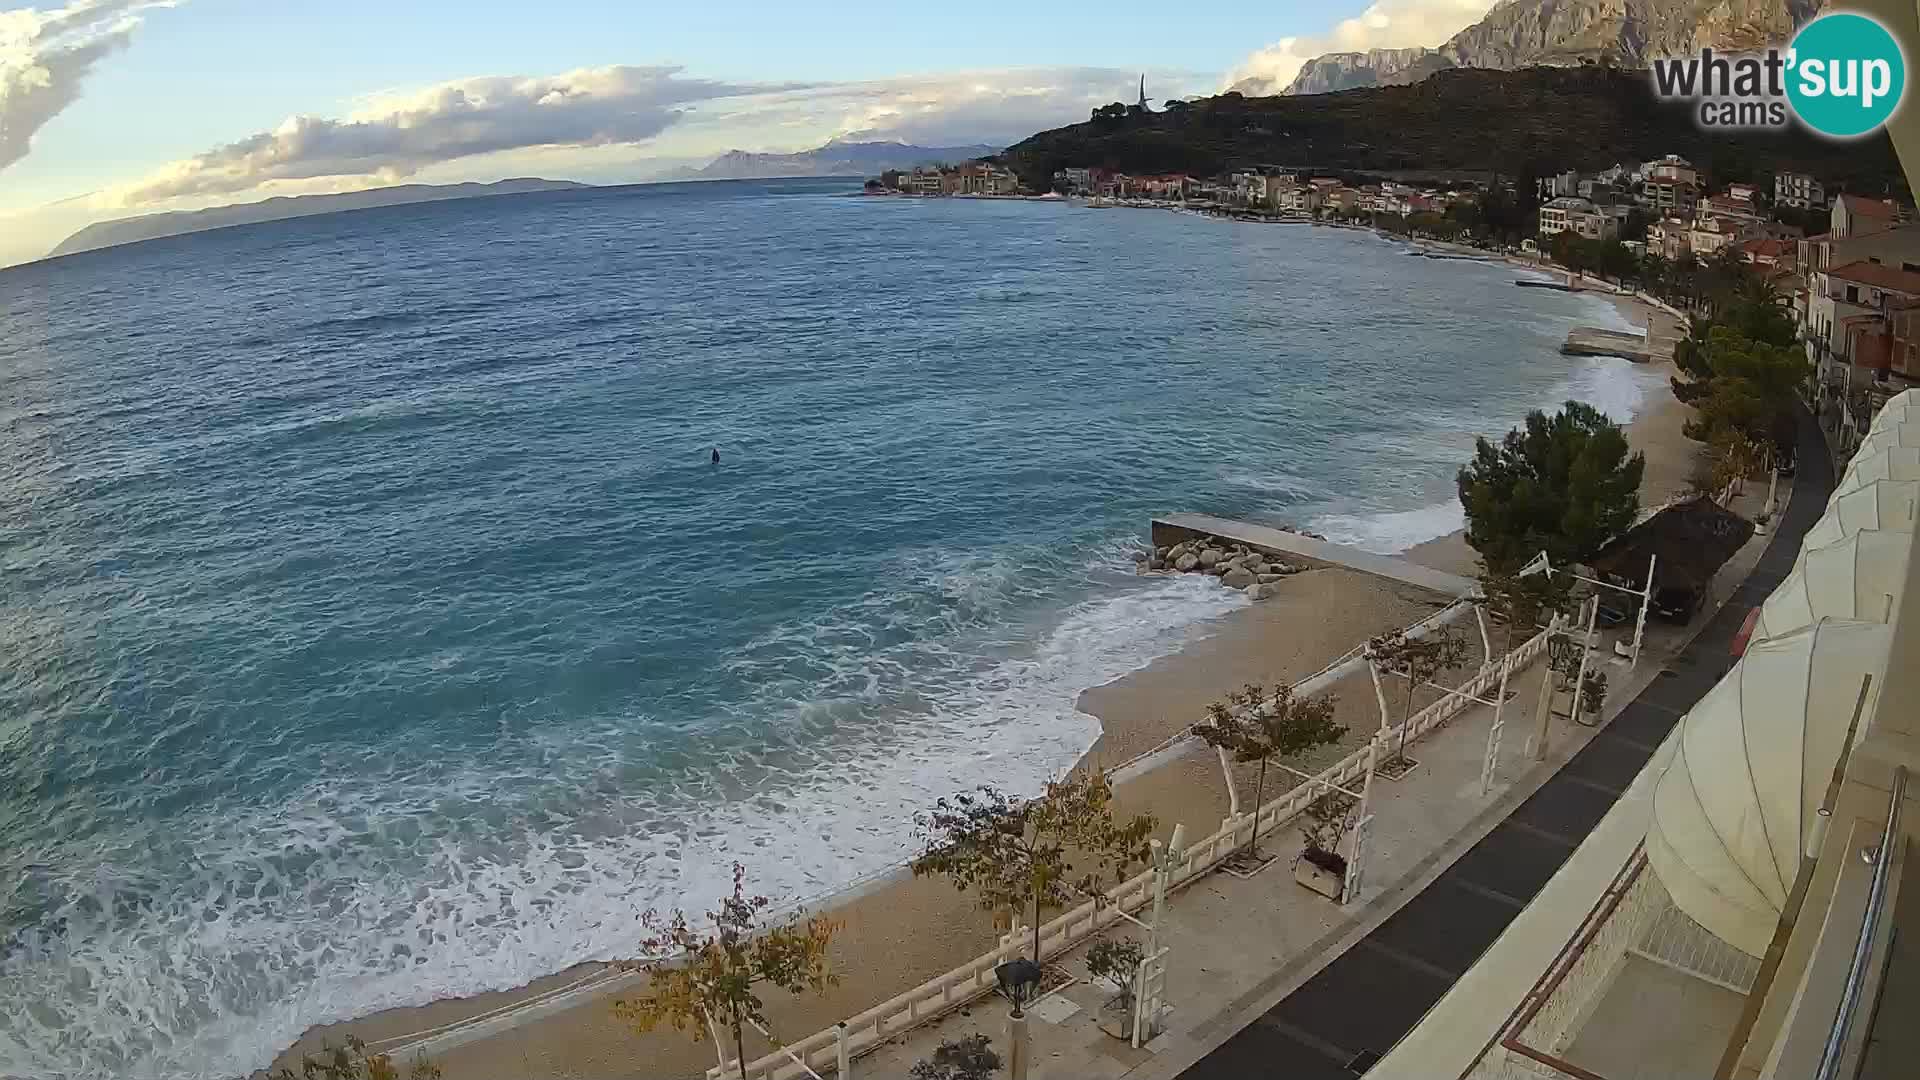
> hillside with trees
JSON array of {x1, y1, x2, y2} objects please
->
[{"x1": 1002, "y1": 67, "x2": 1904, "y2": 198}]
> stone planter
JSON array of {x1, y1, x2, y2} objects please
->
[{"x1": 1294, "y1": 847, "x2": 1347, "y2": 900}]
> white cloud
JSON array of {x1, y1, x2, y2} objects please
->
[
  {"x1": 112, "y1": 65, "x2": 789, "y2": 205},
  {"x1": 1225, "y1": 0, "x2": 1496, "y2": 96},
  {"x1": 107, "y1": 65, "x2": 1186, "y2": 208},
  {"x1": 0, "y1": 0, "x2": 172, "y2": 172}
]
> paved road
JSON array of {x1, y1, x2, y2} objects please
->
[{"x1": 1177, "y1": 409, "x2": 1835, "y2": 1079}]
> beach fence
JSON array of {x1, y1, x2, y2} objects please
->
[{"x1": 707, "y1": 614, "x2": 1556, "y2": 1080}]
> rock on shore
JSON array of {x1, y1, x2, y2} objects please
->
[{"x1": 1140, "y1": 534, "x2": 1311, "y2": 598}]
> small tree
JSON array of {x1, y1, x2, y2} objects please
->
[
  {"x1": 269, "y1": 1037, "x2": 440, "y2": 1080},
  {"x1": 1085, "y1": 938, "x2": 1146, "y2": 1007},
  {"x1": 1549, "y1": 633, "x2": 1609, "y2": 719},
  {"x1": 1192, "y1": 682, "x2": 1345, "y2": 856},
  {"x1": 1457, "y1": 401, "x2": 1644, "y2": 572},
  {"x1": 913, "y1": 773, "x2": 1156, "y2": 967},
  {"x1": 1369, "y1": 626, "x2": 1471, "y2": 768},
  {"x1": 613, "y1": 864, "x2": 840, "y2": 1079},
  {"x1": 911, "y1": 1034, "x2": 1002, "y2": 1080},
  {"x1": 1476, "y1": 566, "x2": 1572, "y2": 655},
  {"x1": 1300, "y1": 792, "x2": 1357, "y2": 858}
]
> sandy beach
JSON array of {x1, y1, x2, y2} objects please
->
[{"x1": 270, "y1": 289, "x2": 1700, "y2": 1080}]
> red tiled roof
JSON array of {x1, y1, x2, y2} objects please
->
[
  {"x1": 1829, "y1": 259, "x2": 1920, "y2": 293},
  {"x1": 1840, "y1": 193, "x2": 1898, "y2": 219},
  {"x1": 1742, "y1": 238, "x2": 1792, "y2": 257}
]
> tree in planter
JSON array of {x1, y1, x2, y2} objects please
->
[
  {"x1": 613, "y1": 864, "x2": 840, "y2": 1079},
  {"x1": 1368, "y1": 626, "x2": 1472, "y2": 769},
  {"x1": 1456, "y1": 401, "x2": 1644, "y2": 574},
  {"x1": 911, "y1": 1033, "x2": 1002, "y2": 1080},
  {"x1": 1300, "y1": 791, "x2": 1358, "y2": 866},
  {"x1": 1191, "y1": 682, "x2": 1345, "y2": 857},
  {"x1": 1085, "y1": 938, "x2": 1147, "y2": 1010},
  {"x1": 1548, "y1": 631, "x2": 1610, "y2": 721},
  {"x1": 913, "y1": 773, "x2": 1157, "y2": 968}
]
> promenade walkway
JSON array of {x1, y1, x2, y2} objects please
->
[
  {"x1": 1170, "y1": 407, "x2": 1832, "y2": 1079},
  {"x1": 1151, "y1": 514, "x2": 1476, "y2": 597},
  {"x1": 855, "y1": 412, "x2": 1826, "y2": 1080}
]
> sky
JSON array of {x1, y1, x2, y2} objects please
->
[{"x1": 0, "y1": 0, "x2": 1500, "y2": 267}]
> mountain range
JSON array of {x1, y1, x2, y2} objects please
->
[
  {"x1": 669, "y1": 140, "x2": 1003, "y2": 181},
  {"x1": 1269, "y1": 0, "x2": 1828, "y2": 95},
  {"x1": 48, "y1": 178, "x2": 589, "y2": 259}
]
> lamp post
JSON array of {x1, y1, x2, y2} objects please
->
[{"x1": 995, "y1": 959, "x2": 1042, "y2": 1080}]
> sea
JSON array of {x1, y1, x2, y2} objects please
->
[{"x1": 0, "y1": 178, "x2": 1663, "y2": 1079}]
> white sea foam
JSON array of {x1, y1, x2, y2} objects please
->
[
  {"x1": 1308, "y1": 342, "x2": 1670, "y2": 555},
  {"x1": 0, "y1": 562, "x2": 1245, "y2": 1080}
]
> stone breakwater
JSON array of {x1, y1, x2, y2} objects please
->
[{"x1": 1133, "y1": 533, "x2": 1317, "y2": 599}]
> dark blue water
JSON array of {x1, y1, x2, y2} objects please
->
[{"x1": 0, "y1": 178, "x2": 1657, "y2": 1078}]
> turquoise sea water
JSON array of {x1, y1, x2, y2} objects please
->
[{"x1": 0, "y1": 179, "x2": 1660, "y2": 1078}]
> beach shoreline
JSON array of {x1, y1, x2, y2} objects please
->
[{"x1": 267, "y1": 270, "x2": 1699, "y2": 1080}]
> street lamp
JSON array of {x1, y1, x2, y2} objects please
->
[{"x1": 995, "y1": 958, "x2": 1042, "y2": 1080}]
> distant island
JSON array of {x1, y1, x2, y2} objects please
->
[
  {"x1": 48, "y1": 178, "x2": 590, "y2": 259},
  {"x1": 669, "y1": 140, "x2": 1002, "y2": 182}
]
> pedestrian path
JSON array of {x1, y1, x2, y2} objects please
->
[{"x1": 1169, "y1": 406, "x2": 1832, "y2": 1079}]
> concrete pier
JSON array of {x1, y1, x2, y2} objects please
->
[
  {"x1": 1150, "y1": 513, "x2": 1475, "y2": 596},
  {"x1": 1562, "y1": 326, "x2": 1653, "y2": 362}
]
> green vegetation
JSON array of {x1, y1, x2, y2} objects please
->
[
  {"x1": 1085, "y1": 938, "x2": 1146, "y2": 1006},
  {"x1": 1669, "y1": 270, "x2": 1802, "y2": 462},
  {"x1": 612, "y1": 864, "x2": 841, "y2": 1078},
  {"x1": 1366, "y1": 626, "x2": 1471, "y2": 768},
  {"x1": 1191, "y1": 683, "x2": 1345, "y2": 856},
  {"x1": 911, "y1": 1033, "x2": 1002, "y2": 1080},
  {"x1": 1004, "y1": 68, "x2": 1903, "y2": 200},
  {"x1": 912, "y1": 773, "x2": 1156, "y2": 966},
  {"x1": 268, "y1": 1037, "x2": 440, "y2": 1080},
  {"x1": 1456, "y1": 401, "x2": 1646, "y2": 574}
]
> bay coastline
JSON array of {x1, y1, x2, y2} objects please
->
[{"x1": 267, "y1": 272, "x2": 1698, "y2": 1080}]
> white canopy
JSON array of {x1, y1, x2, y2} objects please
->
[
  {"x1": 1799, "y1": 479, "x2": 1920, "y2": 556},
  {"x1": 1854, "y1": 421, "x2": 1920, "y2": 456},
  {"x1": 1868, "y1": 390, "x2": 1920, "y2": 433},
  {"x1": 1755, "y1": 530, "x2": 1912, "y2": 640},
  {"x1": 1646, "y1": 620, "x2": 1891, "y2": 956},
  {"x1": 1835, "y1": 446, "x2": 1920, "y2": 498}
]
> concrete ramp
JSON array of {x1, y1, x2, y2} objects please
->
[{"x1": 1152, "y1": 513, "x2": 1476, "y2": 597}]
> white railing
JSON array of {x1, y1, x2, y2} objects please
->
[{"x1": 711, "y1": 622, "x2": 1555, "y2": 1080}]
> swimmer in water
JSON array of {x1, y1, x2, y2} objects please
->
[{"x1": 711, "y1": 447, "x2": 721, "y2": 465}]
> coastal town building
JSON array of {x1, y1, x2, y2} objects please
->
[
  {"x1": 1538, "y1": 196, "x2": 1617, "y2": 241},
  {"x1": 1776, "y1": 170, "x2": 1827, "y2": 209},
  {"x1": 1835, "y1": 192, "x2": 1901, "y2": 239}
]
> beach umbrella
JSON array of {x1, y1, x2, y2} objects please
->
[
  {"x1": 1754, "y1": 529, "x2": 1911, "y2": 641},
  {"x1": 1646, "y1": 619, "x2": 1891, "y2": 956},
  {"x1": 1834, "y1": 445, "x2": 1920, "y2": 499},
  {"x1": 1800, "y1": 479, "x2": 1920, "y2": 558}
]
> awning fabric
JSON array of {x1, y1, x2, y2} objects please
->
[
  {"x1": 1646, "y1": 620, "x2": 1891, "y2": 957},
  {"x1": 1867, "y1": 390, "x2": 1920, "y2": 433},
  {"x1": 1756, "y1": 530, "x2": 1912, "y2": 640},
  {"x1": 1834, "y1": 446, "x2": 1920, "y2": 499},
  {"x1": 1798, "y1": 479, "x2": 1920, "y2": 556}
]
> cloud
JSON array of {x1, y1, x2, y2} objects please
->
[
  {"x1": 1225, "y1": 0, "x2": 1496, "y2": 96},
  {"x1": 113, "y1": 65, "x2": 786, "y2": 205},
  {"x1": 110, "y1": 65, "x2": 1184, "y2": 208},
  {"x1": 803, "y1": 68, "x2": 1179, "y2": 146},
  {"x1": 0, "y1": 0, "x2": 171, "y2": 172}
]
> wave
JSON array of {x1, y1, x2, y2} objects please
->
[
  {"x1": 1308, "y1": 353, "x2": 1668, "y2": 555},
  {"x1": 0, "y1": 551, "x2": 1245, "y2": 1080}
]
